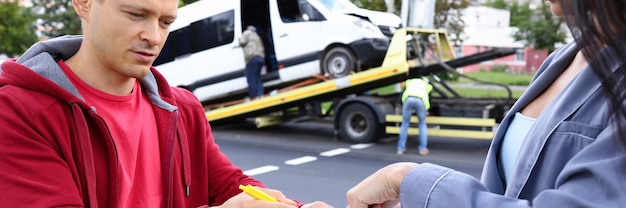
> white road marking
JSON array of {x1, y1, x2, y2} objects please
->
[
  {"x1": 351, "y1": 143, "x2": 375, "y2": 149},
  {"x1": 320, "y1": 148, "x2": 350, "y2": 157},
  {"x1": 243, "y1": 165, "x2": 280, "y2": 176},
  {"x1": 243, "y1": 143, "x2": 375, "y2": 176},
  {"x1": 285, "y1": 156, "x2": 317, "y2": 165}
]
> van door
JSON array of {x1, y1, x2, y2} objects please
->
[{"x1": 270, "y1": 0, "x2": 325, "y2": 71}]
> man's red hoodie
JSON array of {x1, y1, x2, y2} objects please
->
[{"x1": 0, "y1": 36, "x2": 264, "y2": 207}]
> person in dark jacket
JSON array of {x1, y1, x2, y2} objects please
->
[
  {"x1": 346, "y1": 0, "x2": 626, "y2": 207},
  {"x1": 0, "y1": 0, "x2": 331, "y2": 207},
  {"x1": 239, "y1": 25, "x2": 266, "y2": 99}
]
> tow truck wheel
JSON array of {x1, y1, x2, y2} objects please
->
[
  {"x1": 322, "y1": 47, "x2": 356, "y2": 78},
  {"x1": 338, "y1": 103, "x2": 380, "y2": 143}
]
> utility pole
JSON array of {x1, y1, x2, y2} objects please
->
[
  {"x1": 400, "y1": 0, "x2": 436, "y2": 28},
  {"x1": 385, "y1": 0, "x2": 396, "y2": 13}
]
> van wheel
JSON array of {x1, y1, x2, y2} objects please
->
[
  {"x1": 322, "y1": 47, "x2": 357, "y2": 78},
  {"x1": 338, "y1": 103, "x2": 380, "y2": 143}
]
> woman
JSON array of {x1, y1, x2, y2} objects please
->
[{"x1": 346, "y1": 0, "x2": 626, "y2": 207}]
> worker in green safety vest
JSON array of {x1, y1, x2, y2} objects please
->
[{"x1": 397, "y1": 76, "x2": 433, "y2": 155}]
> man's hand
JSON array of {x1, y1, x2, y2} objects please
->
[
  {"x1": 211, "y1": 187, "x2": 333, "y2": 208},
  {"x1": 213, "y1": 187, "x2": 296, "y2": 208},
  {"x1": 346, "y1": 162, "x2": 419, "y2": 208}
]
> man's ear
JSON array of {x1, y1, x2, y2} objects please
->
[{"x1": 72, "y1": 0, "x2": 91, "y2": 20}]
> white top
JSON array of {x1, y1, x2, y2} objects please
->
[{"x1": 500, "y1": 112, "x2": 536, "y2": 182}]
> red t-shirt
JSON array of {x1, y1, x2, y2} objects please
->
[{"x1": 59, "y1": 60, "x2": 164, "y2": 207}]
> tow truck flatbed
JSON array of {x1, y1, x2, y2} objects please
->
[{"x1": 205, "y1": 28, "x2": 516, "y2": 143}]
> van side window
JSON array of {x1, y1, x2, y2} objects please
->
[
  {"x1": 155, "y1": 10, "x2": 235, "y2": 66},
  {"x1": 278, "y1": 0, "x2": 300, "y2": 23},
  {"x1": 278, "y1": 0, "x2": 324, "y2": 23},
  {"x1": 173, "y1": 28, "x2": 192, "y2": 57},
  {"x1": 298, "y1": 0, "x2": 325, "y2": 21},
  {"x1": 190, "y1": 10, "x2": 235, "y2": 52},
  {"x1": 155, "y1": 34, "x2": 176, "y2": 65}
]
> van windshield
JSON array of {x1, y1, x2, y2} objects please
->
[{"x1": 316, "y1": 0, "x2": 359, "y2": 12}]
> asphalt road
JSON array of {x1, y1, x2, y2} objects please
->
[{"x1": 212, "y1": 120, "x2": 492, "y2": 207}]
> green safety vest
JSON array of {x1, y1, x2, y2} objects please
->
[{"x1": 401, "y1": 78, "x2": 433, "y2": 110}]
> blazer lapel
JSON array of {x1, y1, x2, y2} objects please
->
[
  {"x1": 481, "y1": 42, "x2": 578, "y2": 194},
  {"x1": 509, "y1": 44, "x2": 624, "y2": 197}
]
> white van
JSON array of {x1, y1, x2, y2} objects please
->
[
  {"x1": 154, "y1": 0, "x2": 401, "y2": 103},
  {"x1": 316, "y1": 0, "x2": 402, "y2": 36}
]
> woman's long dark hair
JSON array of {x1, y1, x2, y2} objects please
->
[{"x1": 562, "y1": 1, "x2": 626, "y2": 144}]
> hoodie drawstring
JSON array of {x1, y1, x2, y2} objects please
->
[
  {"x1": 173, "y1": 111, "x2": 192, "y2": 196},
  {"x1": 178, "y1": 122, "x2": 192, "y2": 196}
]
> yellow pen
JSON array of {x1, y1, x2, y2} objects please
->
[{"x1": 238, "y1": 184, "x2": 278, "y2": 202}]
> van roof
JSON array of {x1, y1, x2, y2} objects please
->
[{"x1": 171, "y1": 0, "x2": 235, "y2": 31}]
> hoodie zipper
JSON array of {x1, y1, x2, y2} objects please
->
[
  {"x1": 85, "y1": 106, "x2": 185, "y2": 207},
  {"x1": 166, "y1": 110, "x2": 179, "y2": 208},
  {"x1": 89, "y1": 107, "x2": 122, "y2": 207}
]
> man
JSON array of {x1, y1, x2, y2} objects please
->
[
  {"x1": 0, "y1": 0, "x2": 330, "y2": 207},
  {"x1": 397, "y1": 76, "x2": 432, "y2": 155},
  {"x1": 239, "y1": 25, "x2": 266, "y2": 99}
]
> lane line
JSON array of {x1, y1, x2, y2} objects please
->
[
  {"x1": 285, "y1": 156, "x2": 317, "y2": 165},
  {"x1": 351, "y1": 143, "x2": 375, "y2": 149},
  {"x1": 243, "y1": 143, "x2": 375, "y2": 176},
  {"x1": 243, "y1": 165, "x2": 280, "y2": 176},
  {"x1": 320, "y1": 148, "x2": 350, "y2": 157}
]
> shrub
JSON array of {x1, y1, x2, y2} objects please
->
[{"x1": 490, "y1": 64, "x2": 508, "y2": 73}]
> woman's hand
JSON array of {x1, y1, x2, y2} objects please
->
[{"x1": 346, "y1": 162, "x2": 419, "y2": 208}]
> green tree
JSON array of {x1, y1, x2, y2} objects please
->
[
  {"x1": 483, "y1": 0, "x2": 507, "y2": 9},
  {"x1": 434, "y1": 0, "x2": 470, "y2": 47},
  {"x1": 31, "y1": 0, "x2": 82, "y2": 38},
  {"x1": 180, "y1": 0, "x2": 200, "y2": 7},
  {"x1": 508, "y1": 2, "x2": 532, "y2": 27},
  {"x1": 0, "y1": 2, "x2": 38, "y2": 56},
  {"x1": 512, "y1": 3, "x2": 566, "y2": 52}
]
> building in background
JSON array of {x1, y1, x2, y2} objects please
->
[{"x1": 458, "y1": 5, "x2": 548, "y2": 74}]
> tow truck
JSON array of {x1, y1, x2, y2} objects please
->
[{"x1": 204, "y1": 28, "x2": 516, "y2": 143}]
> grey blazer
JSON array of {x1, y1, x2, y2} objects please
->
[{"x1": 399, "y1": 42, "x2": 626, "y2": 207}]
